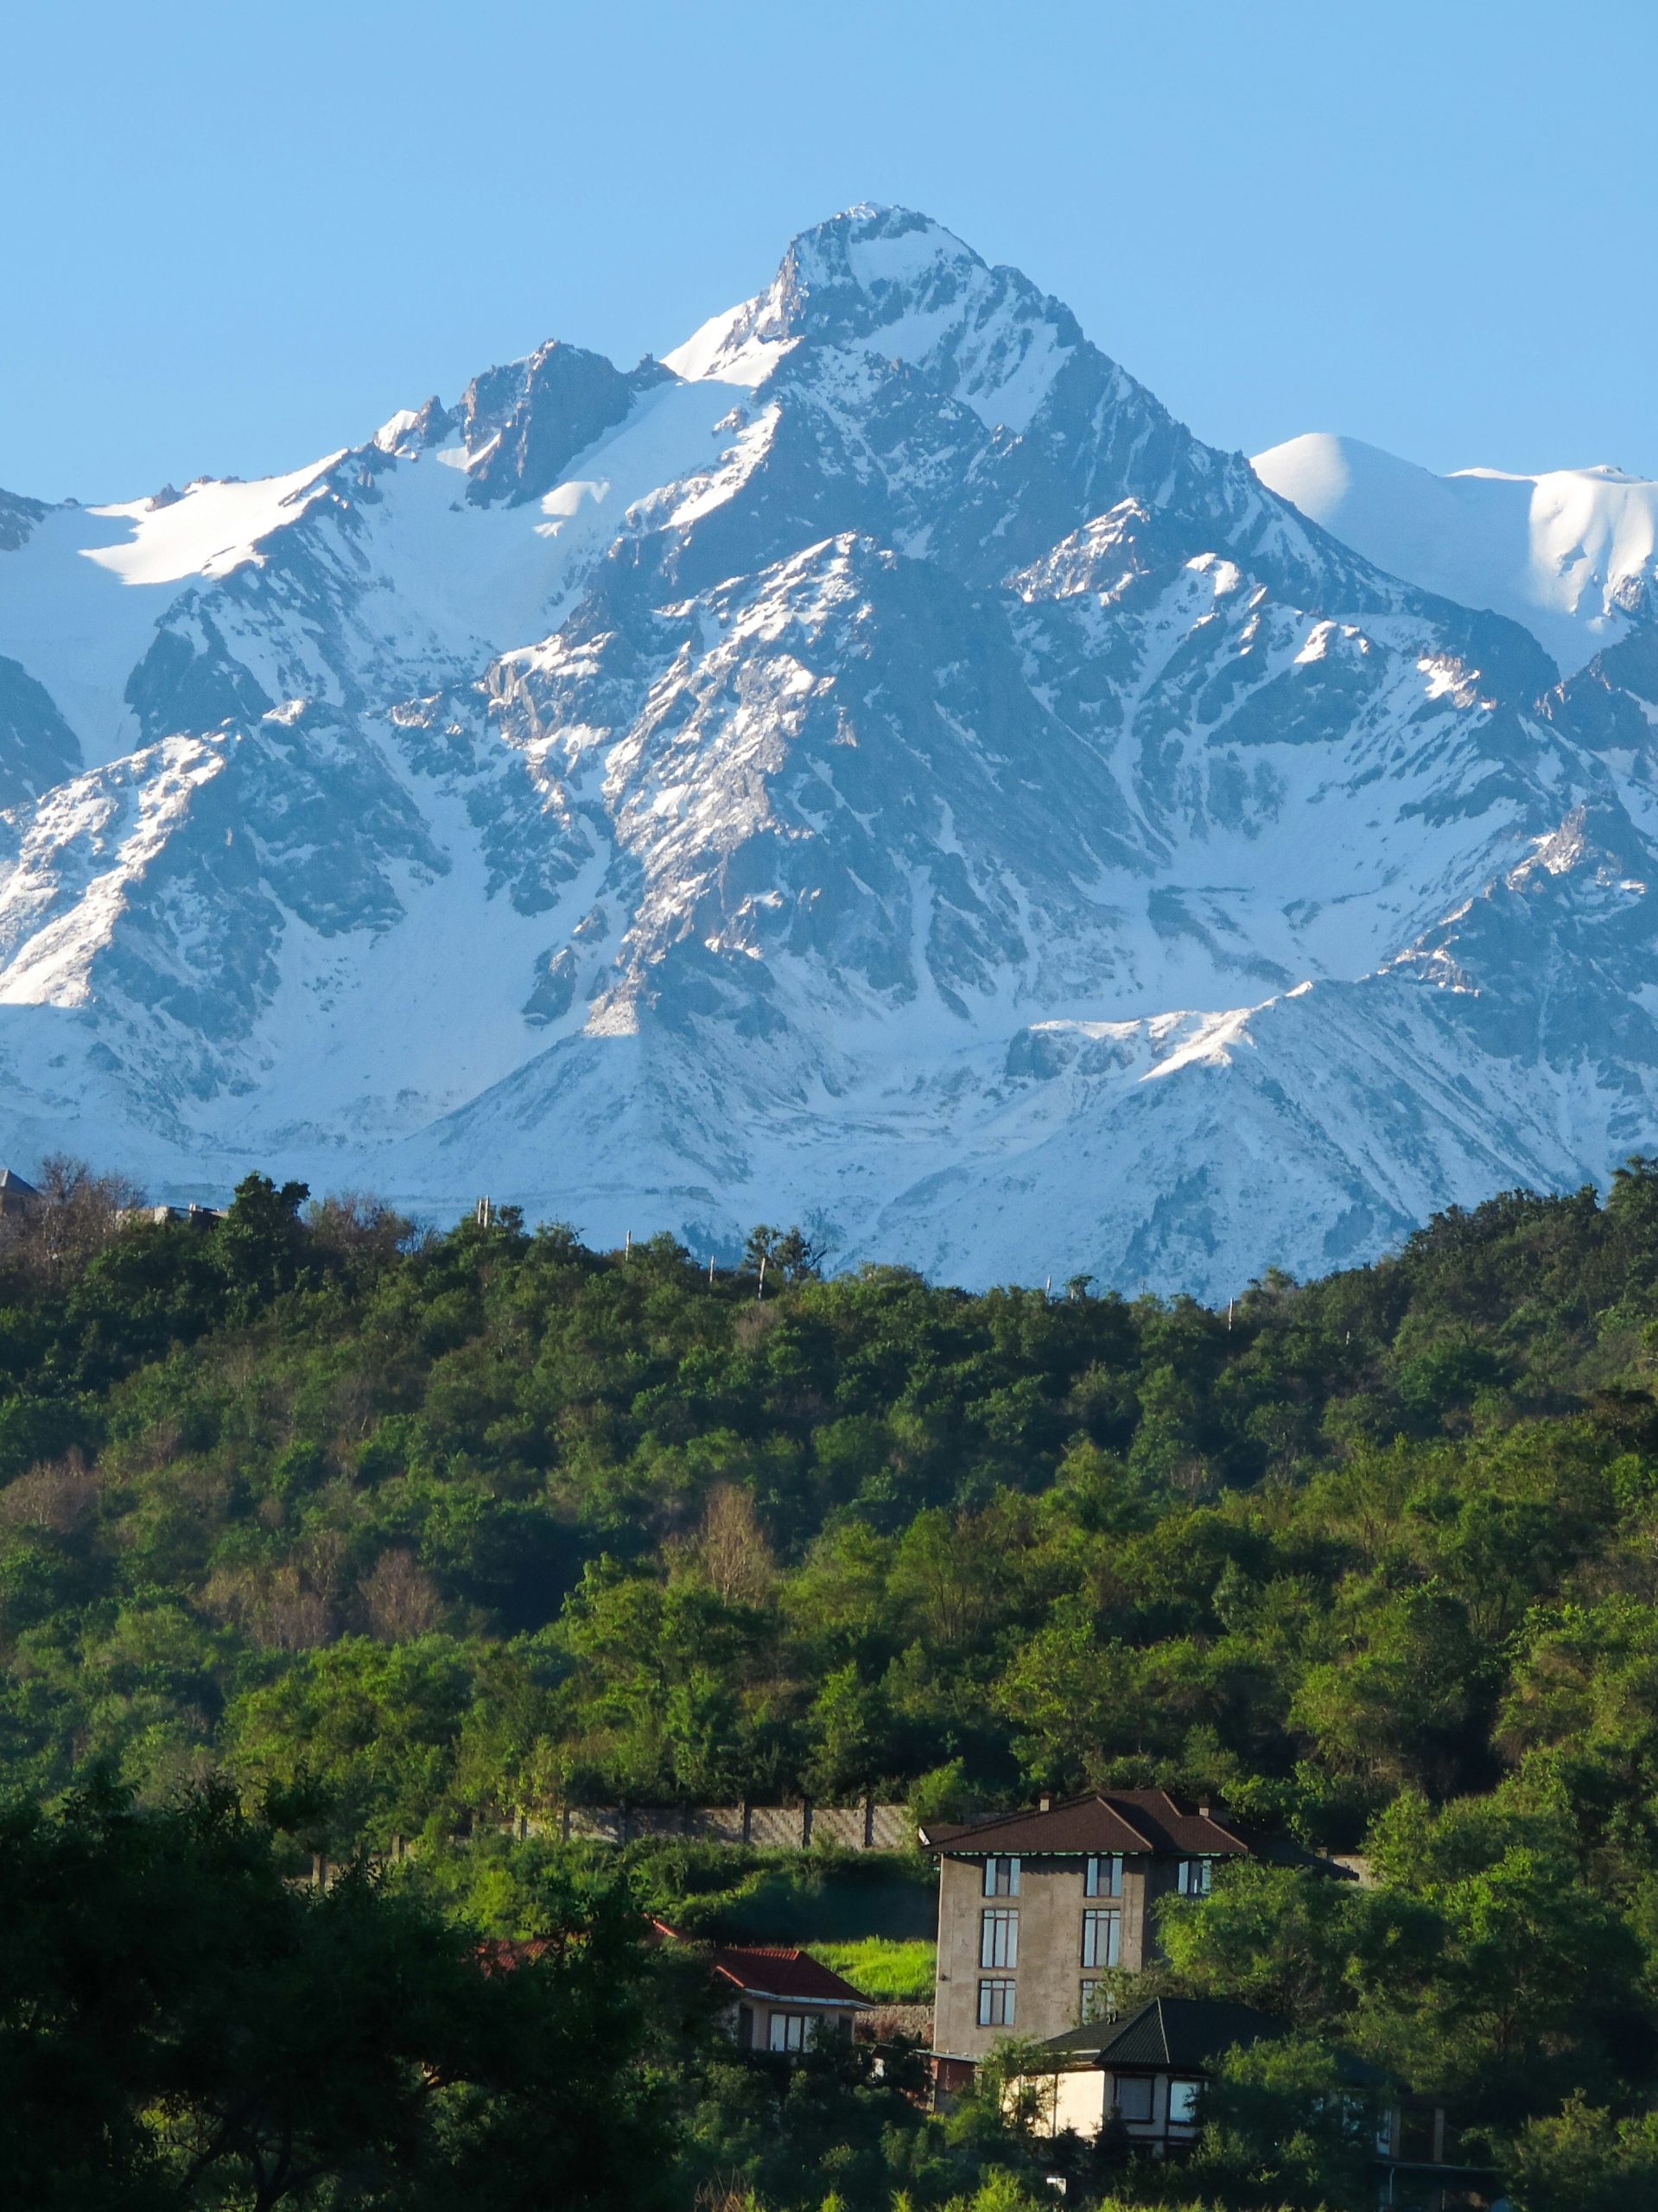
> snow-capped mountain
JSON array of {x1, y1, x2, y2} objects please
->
[
  {"x1": 3, "y1": 203, "x2": 1658, "y2": 1296},
  {"x1": 1253, "y1": 432, "x2": 1658, "y2": 677}
]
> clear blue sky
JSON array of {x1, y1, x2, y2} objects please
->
[{"x1": 4, "y1": 0, "x2": 1653, "y2": 502}]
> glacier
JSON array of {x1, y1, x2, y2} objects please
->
[{"x1": 3, "y1": 202, "x2": 1658, "y2": 1299}]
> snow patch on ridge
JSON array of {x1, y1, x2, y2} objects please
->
[
  {"x1": 1254, "y1": 431, "x2": 1658, "y2": 672},
  {"x1": 82, "y1": 457, "x2": 344, "y2": 585}
]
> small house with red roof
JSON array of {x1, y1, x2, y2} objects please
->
[
  {"x1": 647, "y1": 1918, "x2": 868, "y2": 2056},
  {"x1": 918, "y1": 1790, "x2": 1252, "y2": 2074}
]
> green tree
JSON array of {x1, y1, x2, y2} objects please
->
[{"x1": 0, "y1": 1780, "x2": 670, "y2": 2212}]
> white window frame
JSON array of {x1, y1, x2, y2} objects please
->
[
  {"x1": 981, "y1": 1906, "x2": 1019, "y2": 1968},
  {"x1": 983, "y1": 1854, "x2": 1020, "y2": 1897},
  {"x1": 977, "y1": 1977, "x2": 1016, "y2": 2027},
  {"x1": 1177, "y1": 1857, "x2": 1212, "y2": 1896},
  {"x1": 1080, "y1": 1908, "x2": 1121, "y2": 1968},
  {"x1": 1084, "y1": 1853, "x2": 1123, "y2": 1897}
]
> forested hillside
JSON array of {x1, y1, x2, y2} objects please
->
[
  {"x1": 6, "y1": 1162, "x2": 1658, "y2": 1853},
  {"x1": 12, "y1": 1164, "x2": 1658, "y2": 2207}
]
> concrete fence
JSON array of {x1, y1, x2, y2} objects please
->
[
  {"x1": 307, "y1": 1801, "x2": 915, "y2": 1882},
  {"x1": 511, "y1": 1799, "x2": 912, "y2": 1851}
]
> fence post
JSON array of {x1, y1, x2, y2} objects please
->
[
  {"x1": 802, "y1": 1799, "x2": 812, "y2": 1848},
  {"x1": 741, "y1": 1799, "x2": 752, "y2": 1846},
  {"x1": 864, "y1": 1794, "x2": 874, "y2": 1849}
]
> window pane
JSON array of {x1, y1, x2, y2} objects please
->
[
  {"x1": 1081, "y1": 1910, "x2": 1120, "y2": 1967},
  {"x1": 1115, "y1": 2076, "x2": 1153, "y2": 2122},
  {"x1": 983, "y1": 1854, "x2": 1022, "y2": 1897},
  {"x1": 1086, "y1": 1853, "x2": 1123, "y2": 1897},
  {"x1": 981, "y1": 1909, "x2": 1019, "y2": 1968},
  {"x1": 1169, "y1": 2080, "x2": 1201, "y2": 2123},
  {"x1": 977, "y1": 1979, "x2": 1016, "y2": 2027}
]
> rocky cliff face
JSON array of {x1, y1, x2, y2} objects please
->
[{"x1": 3, "y1": 204, "x2": 1656, "y2": 1294}]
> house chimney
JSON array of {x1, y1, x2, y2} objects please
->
[{"x1": 1038, "y1": 1790, "x2": 1052, "y2": 1813}]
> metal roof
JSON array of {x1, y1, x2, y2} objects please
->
[
  {"x1": 1035, "y1": 1996, "x2": 1388, "y2": 2087},
  {"x1": 1058, "y1": 1996, "x2": 1282, "y2": 2069}
]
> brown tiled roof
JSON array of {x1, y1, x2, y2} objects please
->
[
  {"x1": 710, "y1": 1943, "x2": 868, "y2": 2005},
  {"x1": 918, "y1": 1789, "x2": 1249, "y2": 1858},
  {"x1": 648, "y1": 1918, "x2": 867, "y2": 2005},
  {"x1": 476, "y1": 1936, "x2": 556, "y2": 1976}
]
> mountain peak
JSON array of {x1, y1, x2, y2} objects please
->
[{"x1": 664, "y1": 203, "x2": 1079, "y2": 432}]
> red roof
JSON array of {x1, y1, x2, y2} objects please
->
[
  {"x1": 648, "y1": 1917, "x2": 867, "y2": 2005},
  {"x1": 476, "y1": 1936, "x2": 556, "y2": 1976},
  {"x1": 919, "y1": 1789, "x2": 1249, "y2": 1859}
]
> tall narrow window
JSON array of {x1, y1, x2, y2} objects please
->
[
  {"x1": 1081, "y1": 1910, "x2": 1120, "y2": 1968},
  {"x1": 983, "y1": 1855, "x2": 1020, "y2": 1897},
  {"x1": 1177, "y1": 1858, "x2": 1212, "y2": 1897},
  {"x1": 1085, "y1": 1854, "x2": 1123, "y2": 1897},
  {"x1": 977, "y1": 1978, "x2": 1016, "y2": 2027},
  {"x1": 981, "y1": 1908, "x2": 1019, "y2": 1968}
]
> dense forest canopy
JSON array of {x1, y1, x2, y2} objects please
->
[
  {"x1": 11, "y1": 1161, "x2": 1658, "y2": 2207},
  {"x1": 7, "y1": 1161, "x2": 1658, "y2": 1846}
]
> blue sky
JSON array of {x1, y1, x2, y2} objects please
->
[{"x1": 4, "y1": 0, "x2": 1654, "y2": 500}]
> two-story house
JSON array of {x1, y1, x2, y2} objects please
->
[{"x1": 919, "y1": 1789, "x2": 1252, "y2": 2079}]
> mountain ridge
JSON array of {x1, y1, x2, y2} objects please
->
[{"x1": 3, "y1": 203, "x2": 1658, "y2": 1294}]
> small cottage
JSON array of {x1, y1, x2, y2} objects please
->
[
  {"x1": 648, "y1": 1919, "x2": 868, "y2": 2054},
  {"x1": 1010, "y1": 1997, "x2": 1499, "y2": 2208},
  {"x1": 1017, "y1": 1995, "x2": 1318, "y2": 2149}
]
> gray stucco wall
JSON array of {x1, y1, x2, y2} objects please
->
[{"x1": 932, "y1": 1853, "x2": 1170, "y2": 2059}]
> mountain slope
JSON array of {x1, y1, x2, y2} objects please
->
[
  {"x1": 2, "y1": 204, "x2": 1657, "y2": 1294},
  {"x1": 1253, "y1": 431, "x2": 1658, "y2": 676}
]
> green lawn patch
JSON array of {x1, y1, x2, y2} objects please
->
[{"x1": 808, "y1": 1936, "x2": 936, "y2": 2003}]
